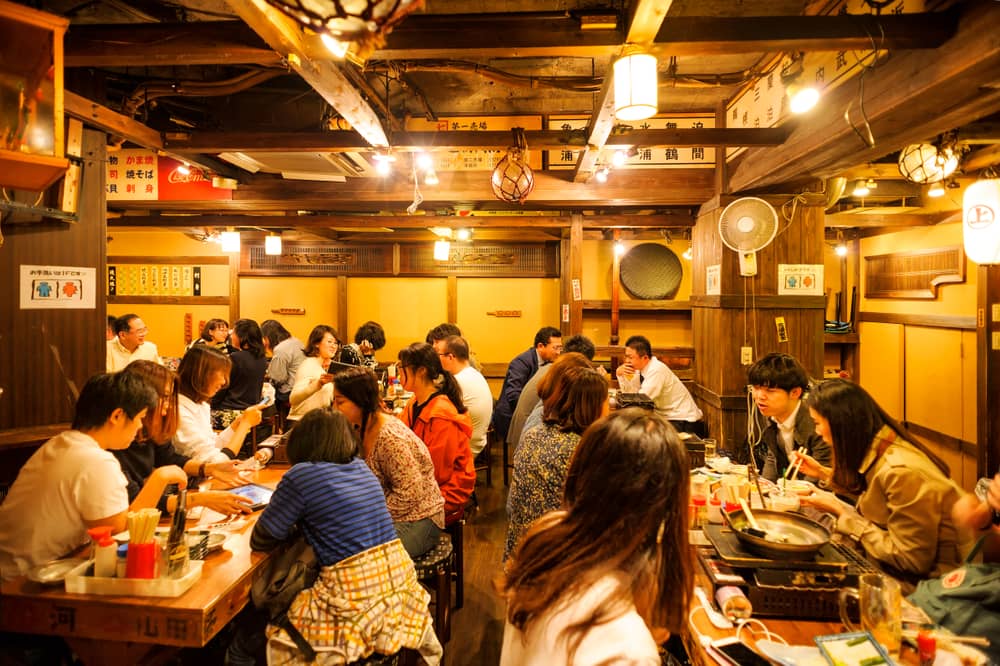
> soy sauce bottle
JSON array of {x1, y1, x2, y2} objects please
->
[{"x1": 165, "y1": 489, "x2": 189, "y2": 578}]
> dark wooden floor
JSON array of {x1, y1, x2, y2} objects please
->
[{"x1": 446, "y1": 454, "x2": 508, "y2": 666}]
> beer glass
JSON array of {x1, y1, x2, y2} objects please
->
[{"x1": 838, "y1": 573, "x2": 902, "y2": 657}]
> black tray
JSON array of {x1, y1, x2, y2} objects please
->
[{"x1": 704, "y1": 524, "x2": 849, "y2": 572}]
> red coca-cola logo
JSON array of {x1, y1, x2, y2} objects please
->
[
  {"x1": 167, "y1": 167, "x2": 209, "y2": 184},
  {"x1": 966, "y1": 204, "x2": 996, "y2": 229}
]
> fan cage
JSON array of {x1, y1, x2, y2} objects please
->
[{"x1": 718, "y1": 197, "x2": 779, "y2": 252}]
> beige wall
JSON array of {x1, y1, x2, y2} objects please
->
[{"x1": 107, "y1": 231, "x2": 234, "y2": 359}]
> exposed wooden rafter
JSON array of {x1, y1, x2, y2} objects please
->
[
  {"x1": 165, "y1": 127, "x2": 789, "y2": 153},
  {"x1": 370, "y1": 11, "x2": 957, "y2": 60},
  {"x1": 109, "y1": 212, "x2": 696, "y2": 229},
  {"x1": 105, "y1": 168, "x2": 715, "y2": 212},
  {"x1": 728, "y1": 2, "x2": 1000, "y2": 193},
  {"x1": 223, "y1": 0, "x2": 389, "y2": 148}
]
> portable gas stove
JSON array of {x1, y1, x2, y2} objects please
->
[{"x1": 698, "y1": 524, "x2": 879, "y2": 619}]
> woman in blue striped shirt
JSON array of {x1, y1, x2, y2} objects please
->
[{"x1": 251, "y1": 408, "x2": 442, "y2": 665}]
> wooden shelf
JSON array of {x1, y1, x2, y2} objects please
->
[
  {"x1": 581, "y1": 299, "x2": 691, "y2": 312},
  {"x1": 0, "y1": 150, "x2": 69, "y2": 191},
  {"x1": 824, "y1": 332, "x2": 859, "y2": 344}
]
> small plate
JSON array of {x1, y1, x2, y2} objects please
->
[
  {"x1": 205, "y1": 532, "x2": 227, "y2": 551},
  {"x1": 27, "y1": 558, "x2": 87, "y2": 585}
]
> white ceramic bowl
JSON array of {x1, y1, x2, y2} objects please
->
[{"x1": 769, "y1": 493, "x2": 801, "y2": 512}]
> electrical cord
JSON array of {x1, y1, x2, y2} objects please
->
[{"x1": 736, "y1": 618, "x2": 788, "y2": 646}]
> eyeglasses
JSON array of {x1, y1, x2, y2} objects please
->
[{"x1": 130, "y1": 327, "x2": 148, "y2": 335}]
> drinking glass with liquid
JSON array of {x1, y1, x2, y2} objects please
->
[{"x1": 702, "y1": 438, "x2": 717, "y2": 462}]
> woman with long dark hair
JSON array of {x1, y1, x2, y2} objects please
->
[
  {"x1": 211, "y1": 318, "x2": 269, "y2": 418},
  {"x1": 398, "y1": 342, "x2": 474, "y2": 519},
  {"x1": 796, "y1": 379, "x2": 972, "y2": 580},
  {"x1": 250, "y1": 409, "x2": 442, "y2": 665},
  {"x1": 288, "y1": 325, "x2": 340, "y2": 422},
  {"x1": 499, "y1": 409, "x2": 692, "y2": 664},
  {"x1": 505, "y1": 358, "x2": 607, "y2": 560},
  {"x1": 333, "y1": 367, "x2": 445, "y2": 558}
]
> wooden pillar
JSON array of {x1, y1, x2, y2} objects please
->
[
  {"x1": 559, "y1": 215, "x2": 583, "y2": 336},
  {"x1": 977, "y1": 265, "x2": 1000, "y2": 477},
  {"x1": 692, "y1": 196, "x2": 825, "y2": 455}
]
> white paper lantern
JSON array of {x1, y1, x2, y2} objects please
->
[{"x1": 964, "y1": 179, "x2": 1000, "y2": 264}]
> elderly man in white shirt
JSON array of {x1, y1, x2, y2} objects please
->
[
  {"x1": 615, "y1": 334, "x2": 704, "y2": 436},
  {"x1": 434, "y1": 335, "x2": 493, "y2": 457},
  {"x1": 107, "y1": 313, "x2": 161, "y2": 371}
]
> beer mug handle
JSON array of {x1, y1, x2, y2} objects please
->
[{"x1": 838, "y1": 587, "x2": 860, "y2": 632}]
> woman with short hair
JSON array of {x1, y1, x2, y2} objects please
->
[
  {"x1": 499, "y1": 409, "x2": 693, "y2": 665},
  {"x1": 288, "y1": 325, "x2": 340, "y2": 422},
  {"x1": 173, "y1": 345, "x2": 263, "y2": 462},
  {"x1": 251, "y1": 409, "x2": 442, "y2": 665},
  {"x1": 189, "y1": 318, "x2": 233, "y2": 353},
  {"x1": 333, "y1": 366, "x2": 445, "y2": 558},
  {"x1": 796, "y1": 378, "x2": 972, "y2": 581}
]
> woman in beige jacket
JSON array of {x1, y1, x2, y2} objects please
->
[{"x1": 795, "y1": 379, "x2": 971, "y2": 582}]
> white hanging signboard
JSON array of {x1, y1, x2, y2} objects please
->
[
  {"x1": 20, "y1": 265, "x2": 97, "y2": 309},
  {"x1": 778, "y1": 264, "x2": 824, "y2": 295}
]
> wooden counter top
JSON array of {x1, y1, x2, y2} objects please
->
[{"x1": 0, "y1": 466, "x2": 287, "y2": 661}]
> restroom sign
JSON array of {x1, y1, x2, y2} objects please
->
[
  {"x1": 20, "y1": 265, "x2": 97, "y2": 309},
  {"x1": 778, "y1": 264, "x2": 824, "y2": 295}
]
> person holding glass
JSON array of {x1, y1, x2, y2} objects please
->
[
  {"x1": 794, "y1": 379, "x2": 972, "y2": 581},
  {"x1": 288, "y1": 325, "x2": 340, "y2": 423}
]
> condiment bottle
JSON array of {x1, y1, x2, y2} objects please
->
[
  {"x1": 917, "y1": 629, "x2": 936, "y2": 666},
  {"x1": 116, "y1": 544, "x2": 128, "y2": 578},
  {"x1": 691, "y1": 496, "x2": 708, "y2": 528},
  {"x1": 87, "y1": 526, "x2": 117, "y2": 578},
  {"x1": 165, "y1": 489, "x2": 189, "y2": 578}
]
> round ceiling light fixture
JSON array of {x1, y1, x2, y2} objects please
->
[{"x1": 898, "y1": 143, "x2": 959, "y2": 184}]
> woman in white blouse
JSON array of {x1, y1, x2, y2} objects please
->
[
  {"x1": 288, "y1": 325, "x2": 340, "y2": 422},
  {"x1": 174, "y1": 345, "x2": 263, "y2": 462}
]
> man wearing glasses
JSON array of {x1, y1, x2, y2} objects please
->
[
  {"x1": 106, "y1": 313, "x2": 162, "y2": 371},
  {"x1": 434, "y1": 335, "x2": 493, "y2": 457}
]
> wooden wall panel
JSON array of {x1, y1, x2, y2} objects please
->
[{"x1": 0, "y1": 129, "x2": 106, "y2": 430}]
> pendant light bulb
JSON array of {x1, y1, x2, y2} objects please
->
[
  {"x1": 433, "y1": 239, "x2": 451, "y2": 261},
  {"x1": 851, "y1": 179, "x2": 870, "y2": 197},
  {"x1": 595, "y1": 167, "x2": 610, "y2": 183},
  {"x1": 424, "y1": 169, "x2": 439, "y2": 186},
  {"x1": 612, "y1": 150, "x2": 628, "y2": 167},
  {"x1": 613, "y1": 50, "x2": 658, "y2": 121},
  {"x1": 614, "y1": 240, "x2": 626, "y2": 257},
  {"x1": 220, "y1": 229, "x2": 241, "y2": 253},
  {"x1": 265, "y1": 233, "x2": 282, "y2": 255},
  {"x1": 927, "y1": 182, "x2": 946, "y2": 198}
]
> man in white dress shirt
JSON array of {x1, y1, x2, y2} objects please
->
[
  {"x1": 106, "y1": 313, "x2": 161, "y2": 371},
  {"x1": 615, "y1": 335, "x2": 704, "y2": 436},
  {"x1": 434, "y1": 335, "x2": 493, "y2": 458}
]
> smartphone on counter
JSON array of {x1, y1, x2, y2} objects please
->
[{"x1": 706, "y1": 637, "x2": 772, "y2": 666}]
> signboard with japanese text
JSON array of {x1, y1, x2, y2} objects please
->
[
  {"x1": 725, "y1": 0, "x2": 924, "y2": 159},
  {"x1": 106, "y1": 150, "x2": 231, "y2": 201},
  {"x1": 108, "y1": 264, "x2": 200, "y2": 296},
  {"x1": 404, "y1": 115, "x2": 543, "y2": 171},
  {"x1": 778, "y1": 264, "x2": 824, "y2": 296},
  {"x1": 20, "y1": 265, "x2": 97, "y2": 309},
  {"x1": 546, "y1": 114, "x2": 716, "y2": 170}
]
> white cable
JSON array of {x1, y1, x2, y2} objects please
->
[{"x1": 736, "y1": 618, "x2": 788, "y2": 646}]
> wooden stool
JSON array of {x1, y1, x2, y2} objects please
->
[
  {"x1": 411, "y1": 533, "x2": 453, "y2": 645},
  {"x1": 474, "y1": 426, "x2": 493, "y2": 486}
]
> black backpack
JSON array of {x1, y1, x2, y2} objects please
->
[{"x1": 250, "y1": 538, "x2": 319, "y2": 661}]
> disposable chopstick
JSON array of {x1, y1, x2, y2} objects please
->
[
  {"x1": 739, "y1": 498, "x2": 762, "y2": 531},
  {"x1": 902, "y1": 630, "x2": 989, "y2": 647}
]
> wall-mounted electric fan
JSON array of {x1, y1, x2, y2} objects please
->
[{"x1": 718, "y1": 197, "x2": 779, "y2": 276}]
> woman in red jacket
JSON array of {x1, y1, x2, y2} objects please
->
[{"x1": 398, "y1": 342, "x2": 475, "y2": 520}]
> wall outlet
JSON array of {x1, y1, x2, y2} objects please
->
[{"x1": 740, "y1": 346, "x2": 753, "y2": 365}]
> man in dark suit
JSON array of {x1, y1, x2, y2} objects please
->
[{"x1": 491, "y1": 326, "x2": 562, "y2": 441}]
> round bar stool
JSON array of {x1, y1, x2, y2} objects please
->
[{"x1": 410, "y1": 532, "x2": 453, "y2": 645}]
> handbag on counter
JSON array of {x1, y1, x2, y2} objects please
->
[{"x1": 614, "y1": 392, "x2": 656, "y2": 411}]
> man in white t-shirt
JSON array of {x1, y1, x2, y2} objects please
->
[
  {"x1": 434, "y1": 335, "x2": 493, "y2": 457},
  {"x1": 107, "y1": 313, "x2": 162, "y2": 371},
  {"x1": 0, "y1": 372, "x2": 158, "y2": 581}
]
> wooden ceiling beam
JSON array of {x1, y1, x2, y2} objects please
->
[
  {"x1": 223, "y1": 0, "x2": 388, "y2": 148},
  {"x1": 64, "y1": 22, "x2": 280, "y2": 67},
  {"x1": 825, "y1": 211, "x2": 953, "y2": 228},
  {"x1": 728, "y1": 3, "x2": 1000, "y2": 193},
  {"x1": 106, "y1": 168, "x2": 714, "y2": 212},
  {"x1": 572, "y1": 0, "x2": 674, "y2": 183},
  {"x1": 109, "y1": 212, "x2": 696, "y2": 229},
  {"x1": 166, "y1": 127, "x2": 789, "y2": 153},
  {"x1": 370, "y1": 11, "x2": 956, "y2": 60}
]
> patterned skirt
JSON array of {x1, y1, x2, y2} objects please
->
[{"x1": 266, "y1": 539, "x2": 441, "y2": 665}]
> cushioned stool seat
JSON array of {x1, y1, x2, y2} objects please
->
[{"x1": 411, "y1": 533, "x2": 453, "y2": 645}]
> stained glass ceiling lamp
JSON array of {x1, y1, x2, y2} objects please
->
[
  {"x1": 613, "y1": 48, "x2": 658, "y2": 122},
  {"x1": 898, "y1": 141, "x2": 959, "y2": 184},
  {"x1": 263, "y1": 0, "x2": 423, "y2": 57}
]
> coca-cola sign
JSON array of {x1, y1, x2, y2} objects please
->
[{"x1": 167, "y1": 166, "x2": 209, "y2": 184}]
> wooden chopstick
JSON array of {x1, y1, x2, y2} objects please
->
[{"x1": 902, "y1": 630, "x2": 990, "y2": 647}]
